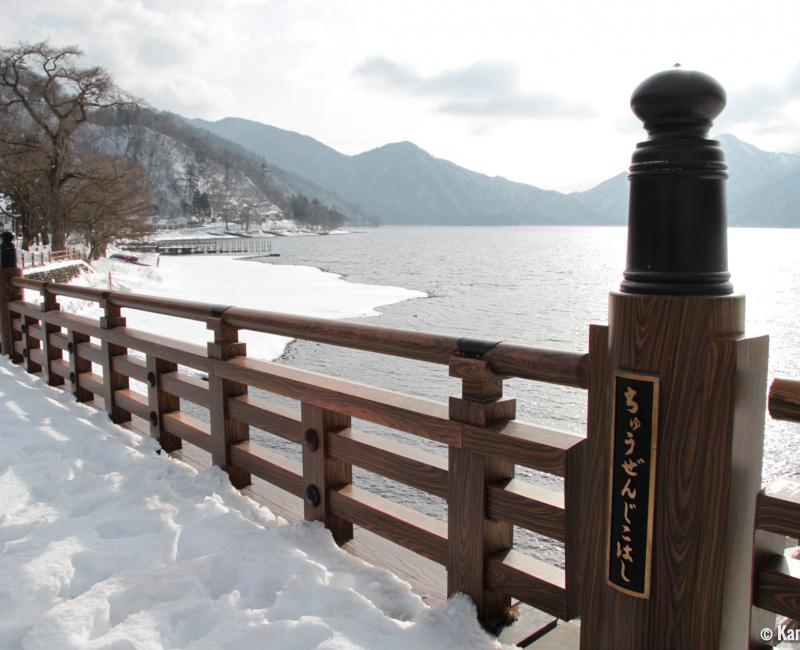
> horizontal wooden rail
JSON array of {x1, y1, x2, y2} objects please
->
[
  {"x1": 8, "y1": 302, "x2": 210, "y2": 371},
  {"x1": 216, "y1": 356, "x2": 463, "y2": 447},
  {"x1": 770, "y1": 378, "x2": 800, "y2": 422},
  {"x1": 50, "y1": 359, "x2": 70, "y2": 378},
  {"x1": 487, "y1": 479, "x2": 565, "y2": 542},
  {"x1": 229, "y1": 441, "x2": 303, "y2": 497},
  {"x1": 9, "y1": 277, "x2": 588, "y2": 387},
  {"x1": 49, "y1": 331, "x2": 69, "y2": 351},
  {"x1": 162, "y1": 412, "x2": 212, "y2": 451},
  {"x1": 754, "y1": 555, "x2": 800, "y2": 622},
  {"x1": 77, "y1": 341, "x2": 103, "y2": 364},
  {"x1": 328, "y1": 484, "x2": 449, "y2": 565},
  {"x1": 160, "y1": 372, "x2": 210, "y2": 407},
  {"x1": 113, "y1": 355, "x2": 148, "y2": 382},
  {"x1": 78, "y1": 372, "x2": 104, "y2": 396},
  {"x1": 227, "y1": 395, "x2": 303, "y2": 443},
  {"x1": 328, "y1": 427, "x2": 449, "y2": 499},
  {"x1": 114, "y1": 388, "x2": 149, "y2": 420},
  {"x1": 486, "y1": 549, "x2": 569, "y2": 620},
  {"x1": 1, "y1": 270, "x2": 588, "y2": 636},
  {"x1": 755, "y1": 479, "x2": 800, "y2": 539},
  {"x1": 463, "y1": 420, "x2": 585, "y2": 476}
]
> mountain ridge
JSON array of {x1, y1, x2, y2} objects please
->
[{"x1": 190, "y1": 116, "x2": 800, "y2": 227}]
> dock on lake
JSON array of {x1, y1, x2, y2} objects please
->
[{"x1": 122, "y1": 237, "x2": 278, "y2": 256}]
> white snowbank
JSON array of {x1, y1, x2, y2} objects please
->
[
  {"x1": 48, "y1": 255, "x2": 425, "y2": 363},
  {"x1": 0, "y1": 360, "x2": 509, "y2": 649}
]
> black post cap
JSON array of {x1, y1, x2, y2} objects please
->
[
  {"x1": 1, "y1": 232, "x2": 17, "y2": 269},
  {"x1": 621, "y1": 67, "x2": 733, "y2": 295}
]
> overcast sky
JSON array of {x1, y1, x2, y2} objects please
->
[{"x1": 3, "y1": 0, "x2": 799, "y2": 191}]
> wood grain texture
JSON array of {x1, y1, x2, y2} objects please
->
[
  {"x1": 327, "y1": 427, "x2": 448, "y2": 499},
  {"x1": 756, "y1": 479, "x2": 800, "y2": 539},
  {"x1": 227, "y1": 395, "x2": 303, "y2": 444},
  {"x1": 37, "y1": 287, "x2": 62, "y2": 387},
  {"x1": 328, "y1": 484, "x2": 448, "y2": 564},
  {"x1": 485, "y1": 550, "x2": 567, "y2": 620},
  {"x1": 114, "y1": 388, "x2": 149, "y2": 420},
  {"x1": 113, "y1": 355, "x2": 147, "y2": 382},
  {"x1": 769, "y1": 378, "x2": 800, "y2": 422},
  {"x1": 146, "y1": 355, "x2": 182, "y2": 453},
  {"x1": 160, "y1": 371, "x2": 209, "y2": 407},
  {"x1": 207, "y1": 318, "x2": 250, "y2": 488},
  {"x1": 216, "y1": 356, "x2": 462, "y2": 447},
  {"x1": 23, "y1": 315, "x2": 42, "y2": 373},
  {"x1": 301, "y1": 403, "x2": 352, "y2": 545},
  {"x1": 462, "y1": 420, "x2": 583, "y2": 476},
  {"x1": 716, "y1": 336, "x2": 770, "y2": 649},
  {"x1": 161, "y1": 412, "x2": 212, "y2": 451},
  {"x1": 754, "y1": 555, "x2": 800, "y2": 621},
  {"x1": 229, "y1": 441, "x2": 303, "y2": 497},
  {"x1": 580, "y1": 293, "x2": 758, "y2": 650},
  {"x1": 49, "y1": 359, "x2": 70, "y2": 378},
  {"x1": 78, "y1": 372, "x2": 104, "y2": 396},
  {"x1": 77, "y1": 341, "x2": 103, "y2": 364},
  {"x1": 48, "y1": 331, "x2": 69, "y2": 351},
  {"x1": 101, "y1": 337, "x2": 131, "y2": 424},
  {"x1": 12, "y1": 277, "x2": 588, "y2": 385},
  {"x1": 447, "y1": 358, "x2": 513, "y2": 628},
  {"x1": 68, "y1": 329, "x2": 92, "y2": 402},
  {"x1": 486, "y1": 479, "x2": 565, "y2": 541}
]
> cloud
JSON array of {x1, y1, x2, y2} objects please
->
[
  {"x1": 354, "y1": 56, "x2": 593, "y2": 120},
  {"x1": 724, "y1": 63, "x2": 800, "y2": 125}
]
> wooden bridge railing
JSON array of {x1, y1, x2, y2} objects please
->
[
  {"x1": 0, "y1": 261, "x2": 594, "y2": 641},
  {"x1": 752, "y1": 378, "x2": 800, "y2": 641},
  {"x1": 4, "y1": 67, "x2": 800, "y2": 649}
]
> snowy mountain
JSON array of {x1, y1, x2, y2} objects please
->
[
  {"x1": 572, "y1": 134, "x2": 800, "y2": 227},
  {"x1": 191, "y1": 118, "x2": 800, "y2": 227},
  {"x1": 190, "y1": 117, "x2": 596, "y2": 225},
  {"x1": 90, "y1": 108, "x2": 367, "y2": 227}
]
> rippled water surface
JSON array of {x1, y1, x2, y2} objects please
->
[{"x1": 245, "y1": 226, "x2": 800, "y2": 562}]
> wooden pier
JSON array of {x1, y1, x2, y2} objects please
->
[
  {"x1": 121, "y1": 236, "x2": 277, "y2": 256},
  {"x1": 0, "y1": 68, "x2": 798, "y2": 648}
]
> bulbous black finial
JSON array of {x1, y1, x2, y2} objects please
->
[
  {"x1": 631, "y1": 68, "x2": 726, "y2": 138},
  {"x1": 620, "y1": 68, "x2": 732, "y2": 296}
]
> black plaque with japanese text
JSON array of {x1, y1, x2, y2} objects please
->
[{"x1": 607, "y1": 370, "x2": 659, "y2": 598}]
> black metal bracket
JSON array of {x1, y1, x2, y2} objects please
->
[
  {"x1": 305, "y1": 484, "x2": 321, "y2": 507},
  {"x1": 210, "y1": 304, "x2": 231, "y2": 317},
  {"x1": 456, "y1": 337, "x2": 501, "y2": 359},
  {"x1": 304, "y1": 428, "x2": 319, "y2": 451}
]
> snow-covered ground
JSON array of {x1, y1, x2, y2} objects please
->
[
  {"x1": 0, "y1": 360, "x2": 509, "y2": 649},
  {"x1": 46, "y1": 255, "x2": 424, "y2": 363}
]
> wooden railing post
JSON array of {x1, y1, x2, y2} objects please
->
[
  {"x1": 301, "y1": 402, "x2": 352, "y2": 545},
  {"x1": 580, "y1": 68, "x2": 770, "y2": 649},
  {"x1": 207, "y1": 314, "x2": 251, "y2": 488},
  {"x1": 0, "y1": 232, "x2": 22, "y2": 359},
  {"x1": 99, "y1": 294, "x2": 130, "y2": 423},
  {"x1": 39, "y1": 283, "x2": 63, "y2": 387},
  {"x1": 67, "y1": 329, "x2": 92, "y2": 402},
  {"x1": 146, "y1": 355, "x2": 182, "y2": 452},
  {"x1": 447, "y1": 352, "x2": 516, "y2": 629}
]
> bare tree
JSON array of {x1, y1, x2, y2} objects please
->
[
  {"x1": 65, "y1": 153, "x2": 153, "y2": 259},
  {"x1": 0, "y1": 41, "x2": 136, "y2": 248}
]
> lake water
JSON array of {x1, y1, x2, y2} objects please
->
[{"x1": 244, "y1": 226, "x2": 800, "y2": 564}]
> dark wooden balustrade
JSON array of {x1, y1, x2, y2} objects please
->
[
  {"x1": 752, "y1": 377, "x2": 800, "y2": 639},
  {"x1": 0, "y1": 274, "x2": 594, "y2": 642}
]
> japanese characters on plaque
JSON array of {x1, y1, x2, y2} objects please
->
[{"x1": 607, "y1": 370, "x2": 659, "y2": 598}]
